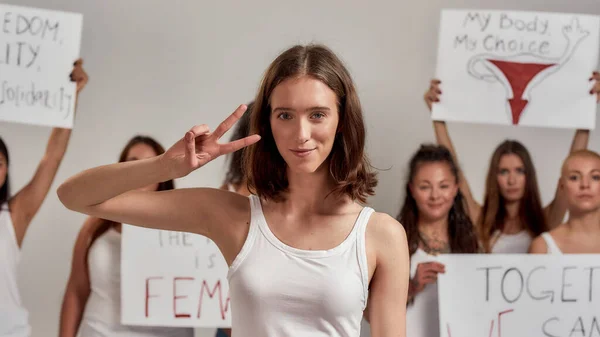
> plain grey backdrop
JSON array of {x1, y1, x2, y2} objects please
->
[{"x1": 0, "y1": 1, "x2": 598, "y2": 336}]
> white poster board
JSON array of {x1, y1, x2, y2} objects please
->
[
  {"x1": 0, "y1": 4, "x2": 82, "y2": 128},
  {"x1": 438, "y1": 255, "x2": 600, "y2": 337},
  {"x1": 432, "y1": 9, "x2": 600, "y2": 129},
  {"x1": 121, "y1": 225, "x2": 231, "y2": 328}
]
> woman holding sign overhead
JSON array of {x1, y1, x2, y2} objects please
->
[
  {"x1": 529, "y1": 149, "x2": 600, "y2": 254},
  {"x1": 59, "y1": 135, "x2": 193, "y2": 337},
  {"x1": 423, "y1": 71, "x2": 600, "y2": 253},
  {"x1": 394, "y1": 144, "x2": 479, "y2": 337},
  {"x1": 57, "y1": 44, "x2": 410, "y2": 337},
  {"x1": 0, "y1": 60, "x2": 87, "y2": 337}
]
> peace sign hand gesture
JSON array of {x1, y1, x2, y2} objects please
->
[{"x1": 162, "y1": 104, "x2": 261, "y2": 179}]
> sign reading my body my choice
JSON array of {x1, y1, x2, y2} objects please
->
[
  {"x1": 438, "y1": 255, "x2": 600, "y2": 337},
  {"x1": 0, "y1": 4, "x2": 82, "y2": 128},
  {"x1": 432, "y1": 9, "x2": 599, "y2": 129}
]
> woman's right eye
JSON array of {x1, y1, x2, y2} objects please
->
[{"x1": 277, "y1": 112, "x2": 292, "y2": 120}]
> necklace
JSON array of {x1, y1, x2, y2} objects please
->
[{"x1": 418, "y1": 230, "x2": 451, "y2": 255}]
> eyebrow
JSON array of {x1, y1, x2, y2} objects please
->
[
  {"x1": 567, "y1": 169, "x2": 600, "y2": 174},
  {"x1": 272, "y1": 106, "x2": 331, "y2": 113}
]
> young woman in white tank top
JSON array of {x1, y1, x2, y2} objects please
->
[
  {"x1": 59, "y1": 136, "x2": 193, "y2": 337},
  {"x1": 424, "y1": 73, "x2": 600, "y2": 253},
  {"x1": 529, "y1": 150, "x2": 600, "y2": 255},
  {"x1": 391, "y1": 145, "x2": 479, "y2": 337},
  {"x1": 58, "y1": 44, "x2": 410, "y2": 337},
  {"x1": 0, "y1": 61, "x2": 87, "y2": 337}
]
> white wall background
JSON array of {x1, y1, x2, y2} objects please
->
[{"x1": 0, "y1": 0, "x2": 598, "y2": 336}]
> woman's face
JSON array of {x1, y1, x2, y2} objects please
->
[
  {"x1": 562, "y1": 155, "x2": 600, "y2": 213},
  {"x1": 410, "y1": 162, "x2": 458, "y2": 222},
  {"x1": 496, "y1": 154, "x2": 526, "y2": 202},
  {"x1": 269, "y1": 76, "x2": 339, "y2": 175}
]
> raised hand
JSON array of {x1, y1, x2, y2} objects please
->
[
  {"x1": 70, "y1": 59, "x2": 88, "y2": 93},
  {"x1": 161, "y1": 104, "x2": 261, "y2": 178},
  {"x1": 423, "y1": 79, "x2": 442, "y2": 111}
]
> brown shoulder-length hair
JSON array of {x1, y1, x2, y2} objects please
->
[
  {"x1": 397, "y1": 144, "x2": 480, "y2": 256},
  {"x1": 479, "y1": 140, "x2": 547, "y2": 252},
  {"x1": 244, "y1": 44, "x2": 377, "y2": 203},
  {"x1": 93, "y1": 135, "x2": 175, "y2": 240}
]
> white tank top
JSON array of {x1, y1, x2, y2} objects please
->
[
  {"x1": 78, "y1": 227, "x2": 193, "y2": 337},
  {"x1": 541, "y1": 232, "x2": 563, "y2": 254},
  {"x1": 406, "y1": 249, "x2": 440, "y2": 337},
  {"x1": 227, "y1": 195, "x2": 373, "y2": 337},
  {"x1": 490, "y1": 230, "x2": 532, "y2": 254},
  {"x1": 0, "y1": 203, "x2": 30, "y2": 337}
]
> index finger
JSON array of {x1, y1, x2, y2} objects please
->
[
  {"x1": 213, "y1": 104, "x2": 248, "y2": 139},
  {"x1": 423, "y1": 261, "x2": 445, "y2": 270},
  {"x1": 219, "y1": 134, "x2": 261, "y2": 155}
]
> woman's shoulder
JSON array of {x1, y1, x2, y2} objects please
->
[
  {"x1": 366, "y1": 211, "x2": 407, "y2": 244},
  {"x1": 529, "y1": 226, "x2": 565, "y2": 253}
]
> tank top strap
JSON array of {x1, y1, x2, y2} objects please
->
[
  {"x1": 0, "y1": 202, "x2": 18, "y2": 253},
  {"x1": 227, "y1": 195, "x2": 260, "y2": 278},
  {"x1": 541, "y1": 232, "x2": 562, "y2": 254},
  {"x1": 355, "y1": 206, "x2": 374, "y2": 309}
]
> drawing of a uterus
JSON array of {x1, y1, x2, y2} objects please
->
[{"x1": 467, "y1": 17, "x2": 590, "y2": 125}]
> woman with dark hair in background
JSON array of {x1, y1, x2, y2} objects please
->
[
  {"x1": 396, "y1": 144, "x2": 479, "y2": 337},
  {"x1": 423, "y1": 72, "x2": 600, "y2": 253},
  {"x1": 59, "y1": 136, "x2": 193, "y2": 337},
  {"x1": 0, "y1": 60, "x2": 88, "y2": 337}
]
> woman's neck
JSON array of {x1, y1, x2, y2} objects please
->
[
  {"x1": 567, "y1": 208, "x2": 600, "y2": 234},
  {"x1": 281, "y1": 164, "x2": 347, "y2": 214},
  {"x1": 502, "y1": 200, "x2": 522, "y2": 233},
  {"x1": 418, "y1": 216, "x2": 450, "y2": 254}
]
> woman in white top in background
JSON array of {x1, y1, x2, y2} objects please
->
[
  {"x1": 59, "y1": 136, "x2": 193, "y2": 337},
  {"x1": 529, "y1": 149, "x2": 600, "y2": 254},
  {"x1": 395, "y1": 144, "x2": 479, "y2": 337},
  {"x1": 0, "y1": 60, "x2": 87, "y2": 337},
  {"x1": 57, "y1": 44, "x2": 409, "y2": 337},
  {"x1": 423, "y1": 71, "x2": 600, "y2": 253}
]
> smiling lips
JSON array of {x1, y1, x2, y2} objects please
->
[{"x1": 290, "y1": 148, "x2": 315, "y2": 157}]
